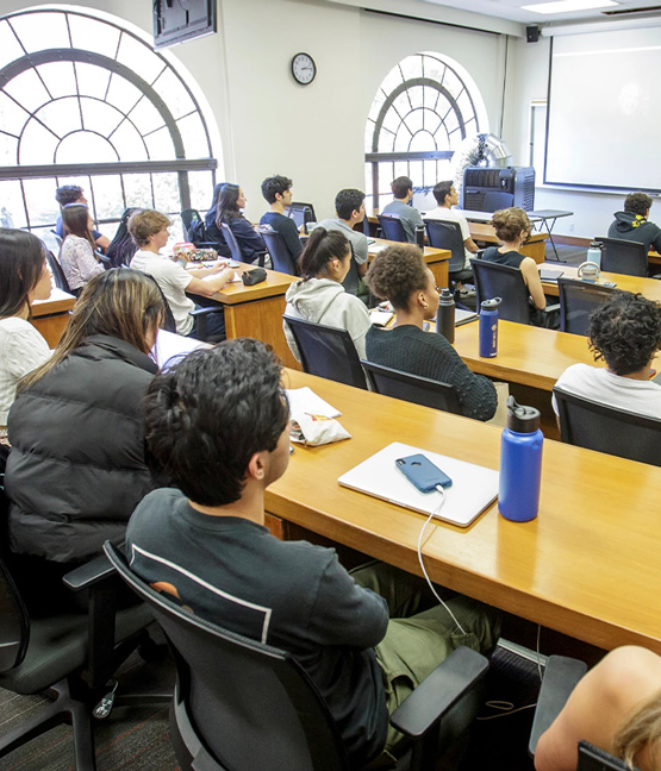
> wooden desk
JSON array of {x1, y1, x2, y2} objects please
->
[
  {"x1": 648, "y1": 250, "x2": 661, "y2": 267},
  {"x1": 187, "y1": 263, "x2": 300, "y2": 369},
  {"x1": 30, "y1": 288, "x2": 76, "y2": 346},
  {"x1": 270, "y1": 370, "x2": 661, "y2": 654},
  {"x1": 540, "y1": 263, "x2": 661, "y2": 302},
  {"x1": 368, "y1": 239, "x2": 450, "y2": 287},
  {"x1": 469, "y1": 222, "x2": 548, "y2": 265}
]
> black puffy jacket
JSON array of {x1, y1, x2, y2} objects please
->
[{"x1": 6, "y1": 334, "x2": 162, "y2": 563}]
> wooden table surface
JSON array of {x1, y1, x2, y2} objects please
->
[
  {"x1": 187, "y1": 262, "x2": 300, "y2": 369},
  {"x1": 269, "y1": 369, "x2": 661, "y2": 654},
  {"x1": 369, "y1": 238, "x2": 450, "y2": 288},
  {"x1": 469, "y1": 222, "x2": 548, "y2": 264},
  {"x1": 540, "y1": 263, "x2": 661, "y2": 301},
  {"x1": 30, "y1": 287, "x2": 76, "y2": 346}
]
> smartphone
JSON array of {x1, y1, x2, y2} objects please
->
[
  {"x1": 602, "y1": 281, "x2": 617, "y2": 288},
  {"x1": 396, "y1": 454, "x2": 453, "y2": 493}
]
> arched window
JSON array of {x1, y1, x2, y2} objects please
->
[
  {"x1": 365, "y1": 52, "x2": 488, "y2": 209},
  {"x1": 0, "y1": 8, "x2": 220, "y2": 244}
]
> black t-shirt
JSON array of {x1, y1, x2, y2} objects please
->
[
  {"x1": 482, "y1": 246, "x2": 526, "y2": 269},
  {"x1": 126, "y1": 488, "x2": 389, "y2": 767},
  {"x1": 260, "y1": 211, "x2": 303, "y2": 260}
]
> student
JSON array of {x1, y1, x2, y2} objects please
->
[
  {"x1": 381, "y1": 175, "x2": 424, "y2": 243},
  {"x1": 203, "y1": 182, "x2": 231, "y2": 257},
  {"x1": 423, "y1": 181, "x2": 478, "y2": 297},
  {"x1": 215, "y1": 183, "x2": 266, "y2": 263},
  {"x1": 106, "y1": 207, "x2": 142, "y2": 268},
  {"x1": 482, "y1": 207, "x2": 547, "y2": 314},
  {"x1": 5, "y1": 270, "x2": 167, "y2": 590},
  {"x1": 366, "y1": 244, "x2": 497, "y2": 421},
  {"x1": 608, "y1": 191, "x2": 661, "y2": 255},
  {"x1": 0, "y1": 229, "x2": 52, "y2": 445},
  {"x1": 259, "y1": 174, "x2": 303, "y2": 262},
  {"x1": 535, "y1": 646, "x2": 661, "y2": 771},
  {"x1": 553, "y1": 292, "x2": 661, "y2": 418},
  {"x1": 283, "y1": 227, "x2": 371, "y2": 360},
  {"x1": 317, "y1": 188, "x2": 369, "y2": 295},
  {"x1": 129, "y1": 209, "x2": 234, "y2": 339},
  {"x1": 126, "y1": 339, "x2": 500, "y2": 768},
  {"x1": 54, "y1": 185, "x2": 110, "y2": 251},
  {"x1": 60, "y1": 203, "x2": 105, "y2": 294}
]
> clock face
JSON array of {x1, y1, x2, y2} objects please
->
[{"x1": 291, "y1": 53, "x2": 316, "y2": 86}]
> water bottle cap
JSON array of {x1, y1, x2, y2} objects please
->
[
  {"x1": 506, "y1": 395, "x2": 541, "y2": 433},
  {"x1": 589, "y1": 240, "x2": 603, "y2": 248},
  {"x1": 481, "y1": 297, "x2": 502, "y2": 310},
  {"x1": 439, "y1": 287, "x2": 454, "y2": 301}
]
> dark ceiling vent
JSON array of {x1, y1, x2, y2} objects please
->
[{"x1": 602, "y1": 5, "x2": 661, "y2": 14}]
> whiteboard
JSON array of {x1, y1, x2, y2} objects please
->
[{"x1": 546, "y1": 28, "x2": 661, "y2": 192}]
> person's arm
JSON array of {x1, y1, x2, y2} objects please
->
[
  {"x1": 464, "y1": 237, "x2": 480, "y2": 254},
  {"x1": 74, "y1": 239, "x2": 105, "y2": 281},
  {"x1": 535, "y1": 647, "x2": 661, "y2": 771},
  {"x1": 94, "y1": 233, "x2": 111, "y2": 252},
  {"x1": 281, "y1": 219, "x2": 303, "y2": 259},
  {"x1": 186, "y1": 269, "x2": 235, "y2": 297},
  {"x1": 520, "y1": 256, "x2": 547, "y2": 310},
  {"x1": 458, "y1": 216, "x2": 480, "y2": 254},
  {"x1": 232, "y1": 218, "x2": 266, "y2": 262}
]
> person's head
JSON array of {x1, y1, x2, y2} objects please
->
[
  {"x1": 128, "y1": 209, "x2": 170, "y2": 250},
  {"x1": 218, "y1": 183, "x2": 246, "y2": 223},
  {"x1": 624, "y1": 192, "x2": 652, "y2": 218},
  {"x1": 391, "y1": 176, "x2": 413, "y2": 201},
  {"x1": 433, "y1": 181, "x2": 457, "y2": 207},
  {"x1": 335, "y1": 189, "x2": 365, "y2": 223},
  {"x1": 613, "y1": 691, "x2": 661, "y2": 771},
  {"x1": 298, "y1": 227, "x2": 351, "y2": 282},
  {"x1": 143, "y1": 339, "x2": 290, "y2": 506},
  {"x1": 261, "y1": 175, "x2": 293, "y2": 206},
  {"x1": 106, "y1": 207, "x2": 142, "y2": 268},
  {"x1": 490, "y1": 207, "x2": 531, "y2": 244},
  {"x1": 208, "y1": 182, "x2": 226, "y2": 215},
  {"x1": 20, "y1": 269, "x2": 165, "y2": 391},
  {"x1": 0, "y1": 228, "x2": 51, "y2": 319},
  {"x1": 366, "y1": 243, "x2": 438, "y2": 319},
  {"x1": 589, "y1": 292, "x2": 661, "y2": 376},
  {"x1": 55, "y1": 185, "x2": 86, "y2": 208},
  {"x1": 62, "y1": 203, "x2": 94, "y2": 240}
]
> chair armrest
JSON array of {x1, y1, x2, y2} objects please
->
[
  {"x1": 63, "y1": 552, "x2": 116, "y2": 591},
  {"x1": 390, "y1": 646, "x2": 488, "y2": 739},
  {"x1": 189, "y1": 306, "x2": 225, "y2": 318},
  {"x1": 542, "y1": 303, "x2": 560, "y2": 315},
  {"x1": 528, "y1": 655, "x2": 587, "y2": 757}
]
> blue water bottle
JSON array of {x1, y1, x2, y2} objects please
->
[
  {"x1": 479, "y1": 297, "x2": 501, "y2": 358},
  {"x1": 499, "y1": 396, "x2": 543, "y2": 522}
]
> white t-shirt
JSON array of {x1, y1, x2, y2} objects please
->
[
  {"x1": 553, "y1": 363, "x2": 661, "y2": 419},
  {"x1": 130, "y1": 250, "x2": 195, "y2": 336},
  {"x1": 0, "y1": 317, "x2": 50, "y2": 428},
  {"x1": 423, "y1": 207, "x2": 472, "y2": 267}
]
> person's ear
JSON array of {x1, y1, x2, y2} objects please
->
[
  {"x1": 417, "y1": 291, "x2": 429, "y2": 310},
  {"x1": 247, "y1": 451, "x2": 267, "y2": 482}
]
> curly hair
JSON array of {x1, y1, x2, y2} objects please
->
[
  {"x1": 366, "y1": 244, "x2": 427, "y2": 310},
  {"x1": 589, "y1": 292, "x2": 661, "y2": 375},
  {"x1": 624, "y1": 192, "x2": 653, "y2": 217},
  {"x1": 490, "y1": 207, "x2": 531, "y2": 243}
]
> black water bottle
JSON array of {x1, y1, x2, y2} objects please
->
[
  {"x1": 415, "y1": 225, "x2": 425, "y2": 249},
  {"x1": 436, "y1": 288, "x2": 455, "y2": 343}
]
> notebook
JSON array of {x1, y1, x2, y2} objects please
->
[
  {"x1": 338, "y1": 442, "x2": 499, "y2": 527},
  {"x1": 455, "y1": 308, "x2": 479, "y2": 326},
  {"x1": 539, "y1": 269, "x2": 564, "y2": 282}
]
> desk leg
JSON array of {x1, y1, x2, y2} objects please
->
[{"x1": 224, "y1": 297, "x2": 301, "y2": 370}]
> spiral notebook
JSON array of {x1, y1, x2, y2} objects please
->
[{"x1": 338, "y1": 442, "x2": 499, "y2": 527}]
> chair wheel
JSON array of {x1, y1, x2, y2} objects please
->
[{"x1": 93, "y1": 681, "x2": 118, "y2": 720}]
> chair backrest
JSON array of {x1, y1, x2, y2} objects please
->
[
  {"x1": 283, "y1": 315, "x2": 367, "y2": 389},
  {"x1": 554, "y1": 386, "x2": 661, "y2": 466},
  {"x1": 557, "y1": 278, "x2": 619, "y2": 336},
  {"x1": 577, "y1": 741, "x2": 636, "y2": 771},
  {"x1": 258, "y1": 228, "x2": 299, "y2": 275},
  {"x1": 482, "y1": 191, "x2": 514, "y2": 213},
  {"x1": 471, "y1": 259, "x2": 531, "y2": 324},
  {"x1": 597, "y1": 236, "x2": 648, "y2": 277},
  {"x1": 104, "y1": 543, "x2": 348, "y2": 771},
  {"x1": 287, "y1": 202, "x2": 317, "y2": 234},
  {"x1": 361, "y1": 360, "x2": 461, "y2": 415},
  {"x1": 45, "y1": 249, "x2": 71, "y2": 293},
  {"x1": 180, "y1": 208, "x2": 203, "y2": 242},
  {"x1": 220, "y1": 222, "x2": 244, "y2": 263},
  {"x1": 423, "y1": 219, "x2": 466, "y2": 273},
  {"x1": 377, "y1": 213, "x2": 407, "y2": 243}
]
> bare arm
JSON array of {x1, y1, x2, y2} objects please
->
[
  {"x1": 464, "y1": 237, "x2": 480, "y2": 254},
  {"x1": 186, "y1": 262, "x2": 230, "y2": 279},
  {"x1": 520, "y1": 256, "x2": 546, "y2": 310},
  {"x1": 186, "y1": 269, "x2": 235, "y2": 297},
  {"x1": 94, "y1": 234, "x2": 111, "y2": 251}
]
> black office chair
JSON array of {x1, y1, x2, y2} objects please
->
[
  {"x1": 378, "y1": 213, "x2": 408, "y2": 243},
  {"x1": 46, "y1": 249, "x2": 71, "y2": 293},
  {"x1": 283, "y1": 315, "x2": 367, "y2": 389},
  {"x1": 596, "y1": 236, "x2": 649, "y2": 277},
  {"x1": 361, "y1": 360, "x2": 461, "y2": 415},
  {"x1": 554, "y1": 386, "x2": 661, "y2": 466},
  {"x1": 423, "y1": 219, "x2": 473, "y2": 287},
  {"x1": 220, "y1": 222, "x2": 266, "y2": 268},
  {"x1": 471, "y1": 259, "x2": 559, "y2": 327},
  {"x1": 258, "y1": 228, "x2": 299, "y2": 275},
  {"x1": 557, "y1": 278, "x2": 619, "y2": 336},
  {"x1": 482, "y1": 192, "x2": 514, "y2": 213},
  {"x1": 104, "y1": 541, "x2": 490, "y2": 771},
  {"x1": 287, "y1": 202, "x2": 317, "y2": 234}
]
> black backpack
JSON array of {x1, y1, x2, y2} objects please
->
[{"x1": 187, "y1": 217, "x2": 207, "y2": 245}]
